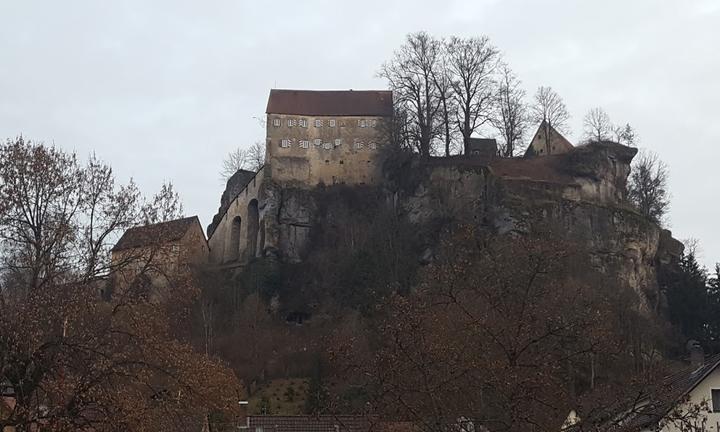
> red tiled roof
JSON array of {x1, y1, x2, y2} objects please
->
[
  {"x1": 111, "y1": 216, "x2": 201, "y2": 252},
  {"x1": 266, "y1": 90, "x2": 393, "y2": 117},
  {"x1": 248, "y1": 416, "x2": 374, "y2": 432}
]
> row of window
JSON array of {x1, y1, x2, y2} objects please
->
[
  {"x1": 279, "y1": 138, "x2": 377, "y2": 150},
  {"x1": 272, "y1": 118, "x2": 378, "y2": 128}
]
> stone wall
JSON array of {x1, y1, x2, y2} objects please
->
[
  {"x1": 265, "y1": 114, "x2": 387, "y2": 186},
  {"x1": 207, "y1": 167, "x2": 266, "y2": 264}
]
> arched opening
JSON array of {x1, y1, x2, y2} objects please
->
[
  {"x1": 246, "y1": 199, "x2": 259, "y2": 259},
  {"x1": 227, "y1": 216, "x2": 241, "y2": 262},
  {"x1": 257, "y1": 218, "x2": 265, "y2": 258}
]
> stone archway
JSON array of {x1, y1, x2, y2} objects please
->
[
  {"x1": 246, "y1": 199, "x2": 259, "y2": 259},
  {"x1": 227, "y1": 216, "x2": 242, "y2": 262}
]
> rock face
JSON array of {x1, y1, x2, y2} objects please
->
[
  {"x1": 400, "y1": 142, "x2": 681, "y2": 312},
  {"x1": 208, "y1": 141, "x2": 682, "y2": 313}
]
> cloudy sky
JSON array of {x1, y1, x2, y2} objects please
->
[{"x1": 1, "y1": 0, "x2": 718, "y2": 267}]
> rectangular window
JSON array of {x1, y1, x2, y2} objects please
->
[
  {"x1": 323, "y1": 142, "x2": 332, "y2": 150},
  {"x1": 358, "y1": 119, "x2": 367, "y2": 128},
  {"x1": 299, "y1": 140, "x2": 310, "y2": 149},
  {"x1": 712, "y1": 389, "x2": 720, "y2": 412},
  {"x1": 354, "y1": 139, "x2": 364, "y2": 149},
  {"x1": 287, "y1": 119, "x2": 294, "y2": 127},
  {"x1": 334, "y1": 138, "x2": 342, "y2": 147},
  {"x1": 329, "y1": 119, "x2": 336, "y2": 127},
  {"x1": 315, "y1": 119, "x2": 323, "y2": 127},
  {"x1": 299, "y1": 118, "x2": 308, "y2": 128},
  {"x1": 281, "y1": 139, "x2": 291, "y2": 148},
  {"x1": 313, "y1": 138, "x2": 322, "y2": 146},
  {"x1": 272, "y1": 118, "x2": 281, "y2": 127},
  {"x1": 370, "y1": 119, "x2": 377, "y2": 128},
  {"x1": 369, "y1": 142, "x2": 377, "y2": 150}
]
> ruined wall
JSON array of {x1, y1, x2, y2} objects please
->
[{"x1": 265, "y1": 114, "x2": 387, "y2": 186}]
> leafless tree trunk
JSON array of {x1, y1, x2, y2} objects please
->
[
  {"x1": 140, "y1": 181, "x2": 184, "y2": 225},
  {"x1": 582, "y1": 107, "x2": 613, "y2": 142},
  {"x1": 492, "y1": 64, "x2": 528, "y2": 157},
  {"x1": 379, "y1": 32, "x2": 443, "y2": 158},
  {"x1": 220, "y1": 141, "x2": 265, "y2": 181},
  {"x1": 628, "y1": 150, "x2": 670, "y2": 225},
  {"x1": 530, "y1": 86, "x2": 571, "y2": 154},
  {"x1": 0, "y1": 137, "x2": 83, "y2": 292},
  {"x1": 530, "y1": 86, "x2": 571, "y2": 133},
  {"x1": 446, "y1": 36, "x2": 500, "y2": 155}
]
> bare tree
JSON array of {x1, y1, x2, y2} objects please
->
[
  {"x1": 0, "y1": 137, "x2": 83, "y2": 291},
  {"x1": 220, "y1": 141, "x2": 265, "y2": 180},
  {"x1": 628, "y1": 150, "x2": 670, "y2": 225},
  {"x1": 141, "y1": 181, "x2": 184, "y2": 225},
  {"x1": 78, "y1": 153, "x2": 142, "y2": 280},
  {"x1": 0, "y1": 137, "x2": 242, "y2": 431},
  {"x1": 613, "y1": 123, "x2": 637, "y2": 146},
  {"x1": 0, "y1": 138, "x2": 189, "y2": 294},
  {"x1": 446, "y1": 36, "x2": 500, "y2": 154},
  {"x1": 379, "y1": 32, "x2": 443, "y2": 158},
  {"x1": 583, "y1": 107, "x2": 614, "y2": 142},
  {"x1": 530, "y1": 86, "x2": 571, "y2": 133},
  {"x1": 431, "y1": 46, "x2": 458, "y2": 157},
  {"x1": 492, "y1": 64, "x2": 528, "y2": 157}
]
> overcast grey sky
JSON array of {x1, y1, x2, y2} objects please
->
[{"x1": 1, "y1": 0, "x2": 718, "y2": 267}]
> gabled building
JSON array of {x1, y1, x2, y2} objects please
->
[
  {"x1": 110, "y1": 216, "x2": 208, "y2": 294},
  {"x1": 265, "y1": 89, "x2": 393, "y2": 186},
  {"x1": 525, "y1": 120, "x2": 574, "y2": 157},
  {"x1": 566, "y1": 354, "x2": 720, "y2": 432},
  {"x1": 206, "y1": 89, "x2": 394, "y2": 266}
]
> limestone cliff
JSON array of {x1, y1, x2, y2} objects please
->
[
  {"x1": 400, "y1": 142, "x2": 682, "y2": 312},
  {"x1": 211, "y1": 142, "x2": 681, "y2": 313}
]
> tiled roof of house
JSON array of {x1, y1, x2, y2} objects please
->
[
  {"x1": 248, "y1": 416, "x2": 374, "y2": 432},
  {"x1": 608, "y1": 355, "x2": 720, "y2": 431},
  {"x1": 111, "y1": 216, "x2": 201, "y2": 252},
  {"x1": 266, "y1": 90, "x2": 393, "y2": 117}
]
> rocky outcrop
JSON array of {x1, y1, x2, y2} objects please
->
[
  {"x1": 400, "y1": 142, "x2": 679, "y2": 312},
  {"x1": 219, "y1": 141, "x2": 679, "y2": 313},
  {"x1": 261, "y1": 182, "x2": 317, "y2": 262}
]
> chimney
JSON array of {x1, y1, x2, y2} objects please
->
[{"x1": 687, "y1": 339, "x2": 705, "y2": 368}]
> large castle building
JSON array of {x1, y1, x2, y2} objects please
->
[
  {"x1": 264, "y1": 89, "x2": 393, "y2": 186},
  {"x1": 206, "y1": 89, "x2": 393, "y2": 265}
]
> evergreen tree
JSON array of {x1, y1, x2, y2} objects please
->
[{"x1": 664, "y1": 252, "x2": 710, "y2": 343}]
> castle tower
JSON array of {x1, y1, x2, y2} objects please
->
[{"x1": 265, "y1": 89, "x2": 393, "y2": 186}]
